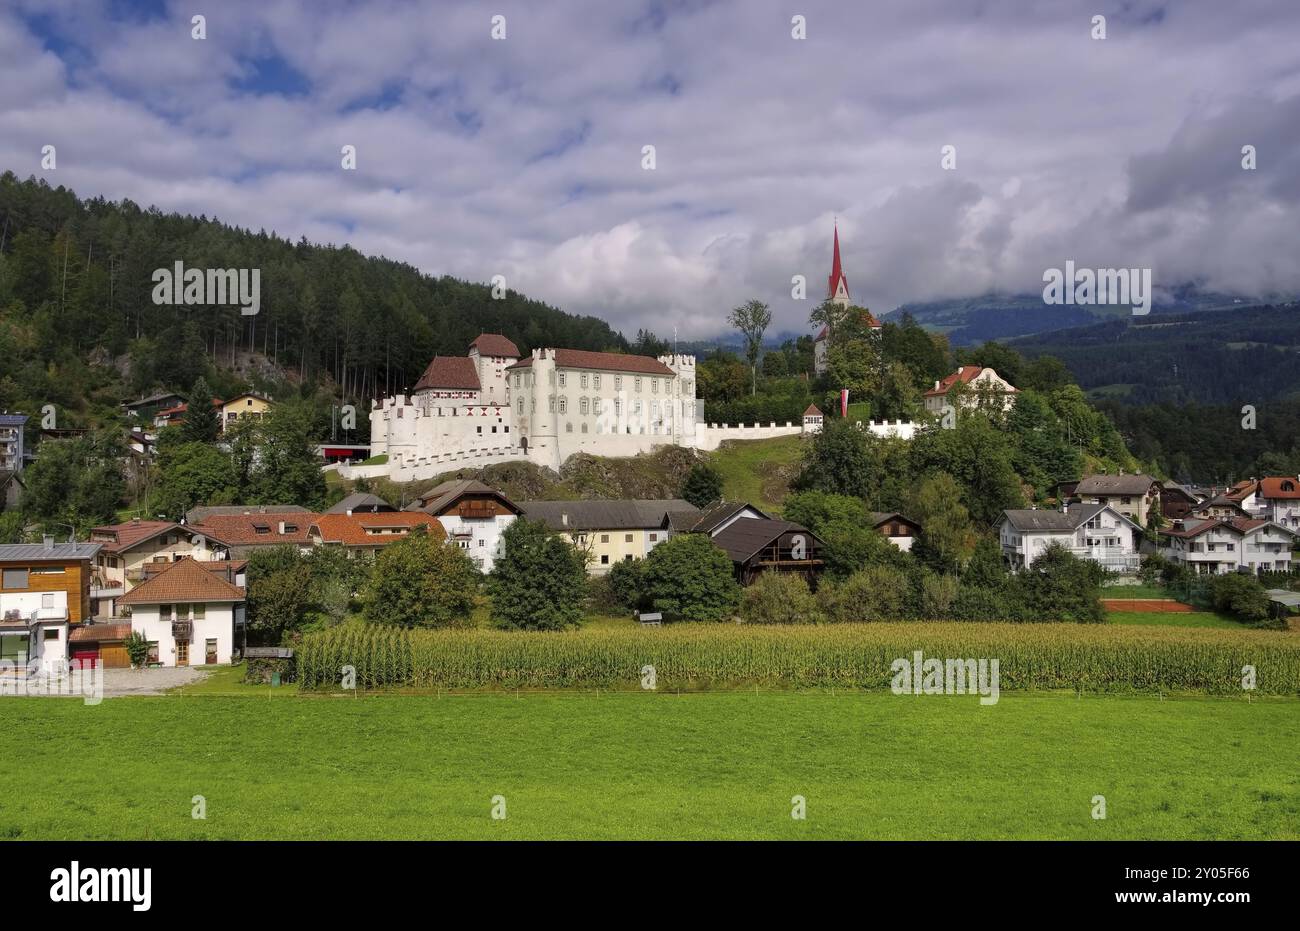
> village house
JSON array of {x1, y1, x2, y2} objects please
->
[
  {"x1": 520, "y1": 499, "x2": 701, "y2": 574},
  {"x1": 995, "y1": 503, "x2": 1144, "y2": 573},
  {"x1": 923, "y1": 366, "x2": 1018, "y2": 416},
  {"x1": 187, "y1": 511, "x2": 317, "y2": 560},
  {"x1": 1070, "y1": 472, "x2": 1162, "y2": 526},
  {"x1": 1159, "y1": 481, "x2": 1201, "y2": 521},
  {"x1": 306, "y1": 512, "x2": 446, "y2": 557},
  {"x1": 0, "y1": 539, "x2": 101, "y2": 674},
  {"x1": 410, "y1": 479, "x2": 522, "y2": 572},
  {"x1": 219, "y1": 392, "x2": 274, "y2": 432},
  {"x1": 869, "y1": 512, "x2": 922, "y2": 552},
  {"x1": 117, "y1": 558, "x2": 247, "y2": 667},
  {"x1": 87, "y1": 519, "x2": 232, "y2": 618},
  {"x1": 1159, "y1": 517, "x2": 1298, "y2": 575},
  {"x1": 1257, "y1": 477, "x2": 1300, "y2": 529},
  {"x1": 704, "y1": 517, "x2": 825, "y2": 586}
]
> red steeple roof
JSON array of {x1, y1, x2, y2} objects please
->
[{"x1": 828, "y1": 223, "x2": 849, "y2": 300}]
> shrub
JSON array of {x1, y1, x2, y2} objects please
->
[
  {"x1": 605, "y1": 557, "x2": 648, "y2": 611},
  {"x1": 919, "y1": 573, "x2": 960, "y2": 620},
  {"x1": 1207, "y1": 573, "x2": 1271, "y2": 624},
  {"x1": 680, "y1": 462, "x2": 724, "y2": 508},
  {"x1": 124, "y1": 630, "x2": 149, "y2": 668},
  {"x1": 739, "y1": 573, "x2": 823, "y2": 624},
  {"x1": 640, "y1": 534, "x2": 741, "y2": 621},
  {"x1": 819, "y1": 566, "x2": 911, "y2": 622}
]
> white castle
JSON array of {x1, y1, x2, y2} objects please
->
[{"x1": 359, "y1": 335, "x2": 847, "y2": 482}]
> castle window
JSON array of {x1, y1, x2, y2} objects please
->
[
  {"x1": 593, "y1": 374, "x2": 601, "y2": 389},
  {"x1": 581, "y1": 373, "x2": 589, "y2": 389},
  {"x1": 581, "y1": 423, "x2": 588, "y2": 433},
  {"x1": 514, "y1": 374, "x2": 521, "y2": 388},
  {"x1": 517, "y1": 398, "x2": 524, "y2": 414},
  {"x1": 614, "y1": 399, "x2": 621, "y2": 415},
  {"x1": 635, "y1": 377, "x2": 642, "y2": 392},
  {"x1": 580, "y1": 397, "x2": 589, "y2": 415},
  {"x1": 559, "y1": 397, "x2": 568, "y2": 414},
  {"x1": 549, "y1": 396, "x2": 556, "y2": 413},
  {"x1": 652, "y1": 378, "x2": 658, "y2": 393},
  {"x1": 634, "y1": 400, "x2": 642, "y2": 415},
  {"x1": 559, "y1": 373, "x2": 566, "y2": 388},
  {"x1": 615, "y1": 375, "x2": 623, "y2": 390},
  {"x1": 476, "y1": 426, "x2": 482, "y2": 434},
  {"x1": 566, "y1": 423, "x2": 573, "y2": 433}
]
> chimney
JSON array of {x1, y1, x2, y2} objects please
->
[
  {"x1": 278, "y1": 521, "x2": 287, "y2": 534},
  {"x1": 933, "y1": 380, "x2": 940, "y2": 391},
  {"x1": 561, "y1": 512, "x2": 569, "y2": 527},
  {"x1": 131, "y1": 516, "x2": 140, "y2": 524},
  {"x1": 345, "y1": 509, "x2": 353, "y2": 517},
  {"x1": 42, "y1": 535, "x2": 54, "y2": 551}
]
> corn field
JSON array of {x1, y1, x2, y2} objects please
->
[{"x1": 297, "y1": 623, "x2": 1300, "y2": 694}]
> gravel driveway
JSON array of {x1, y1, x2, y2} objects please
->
[{"x1": 100, "y1": 666, "x2": 210, "y2": 697}]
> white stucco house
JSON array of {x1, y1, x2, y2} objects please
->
[
  {"x1": 996, "y1": 503, "x2": 1143, "y2": 572},
  {"x1": 1159, "y1": 517, "x2": 1298, "y2": 575},
  {"x1": 408, "y1": 479, "x2": 523, "y2": 573},
  {"x1": 117, "y1": 558, "x2": 246, "y2": 667},
  {"x1": 923, "y1": 366, "x2": 1019, "y2": 416}
]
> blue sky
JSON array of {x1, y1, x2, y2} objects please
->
[{"x1": 2, "y1": 0, "x2": 1299, "y2": 339}]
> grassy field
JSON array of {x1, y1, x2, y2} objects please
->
[
  {"x1": 2, "y1": 689, "x2": 1296, "y2": 840},
  {"x1": 710, "y1": 434, "x2": 805, "y2": 513}
]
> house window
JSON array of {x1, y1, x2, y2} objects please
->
[
  {"x1": 600, "y1": 554, "x2": 609, "y2": 565},
  {"x1": 625, "y1": 534, "x2": 633, "y2": 543},
  {"x1": 601, "y1": 534, "x2": 609, "y2": 543},
  {"x1": 649, "y1": 533, "x2": 658, "y2": 542},
  {"x1": 147, "y1": 641, "x2": 159, "y2": 665},
  {"x1": 2, "y1": 568, "x2": 29, "y2": 589},
  {"x1": 43, "y1": 628, "x2": 59, "y2": 641},
  {"x1": 41, "y1": 593, "x2": 54, "y2": 610},
  {"x1": 205, "y1": 639, "x2": 218, "y2": 664}
]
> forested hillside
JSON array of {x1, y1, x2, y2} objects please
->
[{"x1": 0, "y1": 171, "x2": 627, "y2": 432}]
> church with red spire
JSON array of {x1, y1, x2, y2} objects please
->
[{"x1": 814, "y1": 223, "x2": 882, "y2": 375}]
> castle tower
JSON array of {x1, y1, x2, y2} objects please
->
[
  {"x1": 660, "y1": 353, "x2": 698, "y2": 446},
  {"x1": 525, "y1": 348, "x2": 560, "y2": 469}
]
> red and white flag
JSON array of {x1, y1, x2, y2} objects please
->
[{"x1": 840, "y1": 388, "x2": 849, "y2": 418}]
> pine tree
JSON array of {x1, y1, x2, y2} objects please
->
[{"x1": 180, "y1": 376, "x2": 220, "y2": 444}]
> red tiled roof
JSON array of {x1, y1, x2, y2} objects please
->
[
  {"x1": 470, "y1": 334, "x2": 520, "y2": 358},
  {"x1": 89, "y1": 520, "x2": 182, "y2": 553},
  {"x1": 1258, "y1": 477, "x2": 1300, "y2": 499},
  {"x1": 188, "y1": 514, "x2": 316, "y2": 547},
  {"x1": 309, "y1": 513, "x2": 447, "y2": 547},
  {"x1": 69, "y1": 623, "x2": 132, "y2": 642},
  {"x1": 803, "y1": 404, "x2": 823, "y2": 417},
  {"x1": 117, "y1": 557, "x2": 246, "y2": 605},
  {"x1": 507, "y1": 349, "x2": 675, "y2": 376},
  {"x1": 413, "y1": 356, "x2": 481, "y2": 392},
  {"x1": 923, "y1": 365, "x2": 1017, "y2": 397}
]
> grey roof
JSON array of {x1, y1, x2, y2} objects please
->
[
  {"x1": 0, "y1": 542, "x2": 101, "y2": 562},
  {"x1": 1000, "y1": 502, "x2": 1111, "y2": 533},
  {"x1": 1265, "y1": 590, "x2": 1300, "y2": 608},
  {"x1": 710, "y1": 518, "x2": 818, "y2": 563},
  {"x1": 123, "y1": 392, "x2": 185, "y2": 409},
  {"x1": 520, "y1": 498, "x2": 699, "y2": 532},
  {"x1": 1075, "y1": 473, "x2": 1159, "y2": 496},
  {"x1": 416, "y1": 479, "x2": 518, "y2": 515},
  {"x1": 184, "y1": 504, "x2": 311, "y2": 525},
  {"x1": 690, "y1": 501, "x2": 770, "y2": 534},
  {"x1": 326, "y1": 492, "x2": 395, "y2": 514},
  {"x1": 869, "y1": 511, "x2": 921, "y2": 529},
  {"x1": 0, "y1": 413, "x2": 28, "y2": 427}
]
